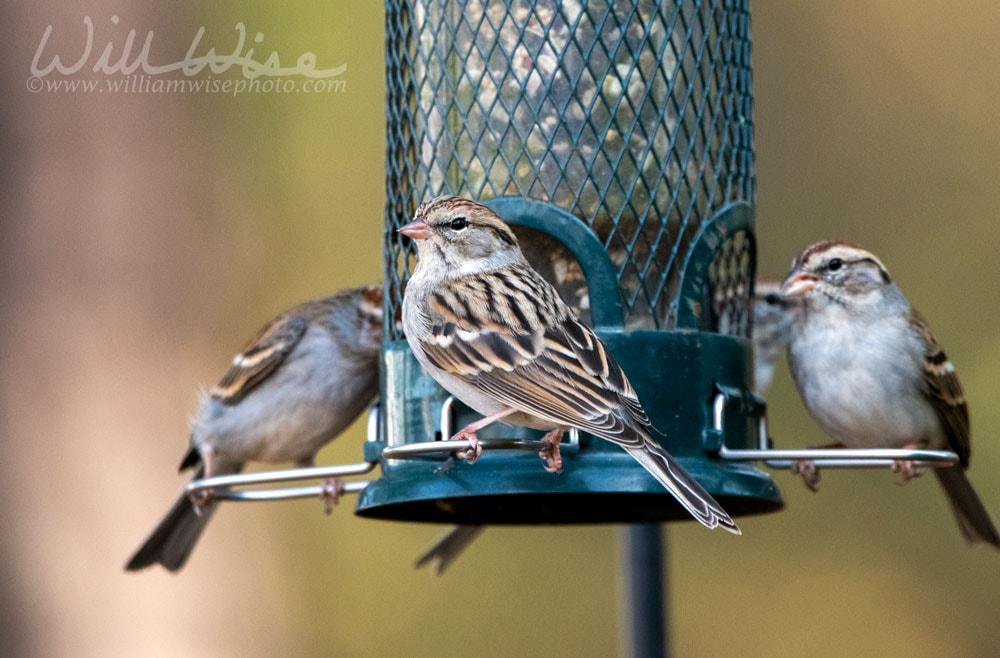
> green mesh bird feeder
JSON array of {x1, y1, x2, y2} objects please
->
[{"x1": 360, "y1": 0, "x2": 781, "y2": 524}]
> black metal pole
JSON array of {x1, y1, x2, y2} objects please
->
[{"x1": 621, "y1": 524, "x2": 667, "y2": 658}]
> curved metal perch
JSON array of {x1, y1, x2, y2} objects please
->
[
  {"x1": 712, "y1": 392, "x2": 960, "y2": 470},
  {"x1": 183, "y1": 400, "x2": 582, "y2": 503}
]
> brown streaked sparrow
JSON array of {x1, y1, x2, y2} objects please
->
[
  {"x1": 782, "y1": 241, "x2": 999, "y2": 548},
  {"x1": 125, "y1": 285, "x2": 383, "y2": 572},
  {"x1": 398, "y1": 195, "x2": 740, "y2": 534},
  {"x1": 752, "y1": 279, "x2": 800, "y2": 399}
]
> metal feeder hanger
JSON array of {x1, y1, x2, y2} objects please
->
[{"x1": 187, "y1": 1, "x2": 959, "y2": 655}]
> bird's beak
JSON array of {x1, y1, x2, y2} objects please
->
[
  {"x1": 399, "y1": 219, "x2": 432, "y2": 240},
  {"x1": 780, "y1": 271, "x2": 817, "y2": 297}
]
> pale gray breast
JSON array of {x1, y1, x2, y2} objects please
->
[{"x1": 788, "y1": 311, "x2": 941, "y2": 448}]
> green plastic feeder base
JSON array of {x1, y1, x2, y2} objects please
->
[
  {"x1": 355, "y1": 455, "x2": 781, "y2": 525},
  {"x1": 355, "y1": 334, "x2": 783, "y2": 524}
]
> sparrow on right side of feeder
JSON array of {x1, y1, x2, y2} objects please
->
[
  {"x1": 125, "y1": 284, "x2": 383, "y2": 572},
  {"x1": 398, "y1": 195, "x2": 740, "y2": 534},
  {"x1": 781, "y1": 241, "x2": 999, "y2": 548}
]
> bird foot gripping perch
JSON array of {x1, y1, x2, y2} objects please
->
[
  {"x1": 321, "y1": 477, "x2": 346, "y2": 515},
  {"x1": 452, "y1": 429, "x2": 483, "y2": 464},
  {"x1": 538, "y1": 429, "x2": 564, "y2": 473},
  {"x1": 790, "y1": 460, "x2": 821, "y2": 493},
  {"x1": 891, "y1": 445, "x2": 928, "y2": 485},
  {"x1": 188, "y1": 444, "x2": 217, "y2": 515},
  {"x1": 789, "y1": 443, "x2": 844, "y2": 492},
  {"x1": 448, "y1": 407, "x2": 523, "y2": 464},
  {"x1": 189, "y1": 488, "x2": 216, "y2": 516}
]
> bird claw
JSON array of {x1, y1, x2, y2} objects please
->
[
  {"x1": 891, "y1": 443, "x2": 926, "y2": 484},
  {"x1": 321, "y1": 477, "x2": 345, "y2": 515},
  {"x1": 791, "y1": 460, "x2": 821, "y2": 492},
  {"x1": 891, "y1": 459, "x2": 922, "y2": 484},
  {"x1": 539, "y1": 429, "x2": 564, "y2": 473},
  {"x1": 189, "y1": 488, "x2": 216, "y2": 516},
  {"x1": 453, "y1": 430, "x2": 482, "y2": 464}
]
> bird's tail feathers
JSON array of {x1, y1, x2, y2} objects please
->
[
  {"x1": 624, "y1": 437, "x2": 740, "y2": 535},
  {"x1": 125, "y1": 461, "x2": 244, "y2": 572},
  {"x1": 934, "y1": 467, "x2": 1000, "y2": 549},
  {"x1": 414, "y1": 525, "x2": 486, "y2": 575}
]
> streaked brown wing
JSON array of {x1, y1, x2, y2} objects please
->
[
  {"x1": 211, "y1": 313, "x2": 309, "y2": 405},
  {"x1": 420, "y1": 313, "x2": 650, "y2": 446},
  {"x1": 911, "y1": 309, "x2": 970, "y2": 467}
]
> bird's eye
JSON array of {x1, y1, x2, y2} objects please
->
[
  {"x1": 826, "y1": 258, "x2": 844, "y2": 272},
  {"x1": 764, "y1": 293, "x2": 780, "y2": 305},
  {"x1": 449, "y1": 218, "x2": 468, "y2": 231}
]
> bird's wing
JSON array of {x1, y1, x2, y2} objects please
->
[
  {"x1": 419, "y1": 272, "x2": 649, "y2": 442},
  {"x1": 210, "y1": 313, "x2": 309, "y2": 406},
  {"x1": 417, "y1": 270, "x2": 739, "y2": 533},
  {"x1": 910, "y1": 309, "x2": 970, "y2": 467},
  {"x1": 474, "y1": 318, "x2": 651, "y2": 444}
]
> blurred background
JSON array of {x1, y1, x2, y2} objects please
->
[{"x1": 3, "y1": 1, "x2": 999, "y2": 656}]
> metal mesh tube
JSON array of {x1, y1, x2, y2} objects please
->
[{"x1": 385, "y1": 0, "x2": 754, "y2": 332}]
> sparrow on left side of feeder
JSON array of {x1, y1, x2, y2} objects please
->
[
  {"x1": 398, "y1": 195, "x2": 740, "y2": 534},
  {"x1": 125, "y1": 285, "x2": 383, "y2": 572}
]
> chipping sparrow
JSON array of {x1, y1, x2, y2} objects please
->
[
  {"x1": 782, "y1": 241, "x2": 999, "y2": 547},
  {"x1": 398, "y1": 195, "x2": 739, "y2": 534},
  {"x1": 752, "y1": 279, "x2": 799, "y2": 399},
  {"x1": 126, "y1": 285, "x2": 383, "y2": 571}
]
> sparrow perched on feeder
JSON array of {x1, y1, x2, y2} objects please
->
[
  {"x1": 398, "y1": 195, "x2": 740, "y2": 534},
  {"x1": 126, "y1": 285, "x2": 383, "y2": 572},
  {"x1": 781, "y1": 241, "x2": 999, "y2": 547},
  {"x1": 751, "y1": 279, "x2": 800, "y2": 399}
]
